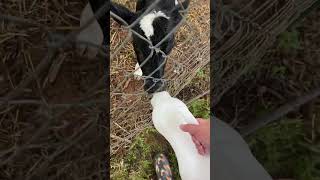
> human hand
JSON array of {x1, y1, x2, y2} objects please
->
[{"x1": 180, "y1": 118, "x2": 210, "y2": 155}]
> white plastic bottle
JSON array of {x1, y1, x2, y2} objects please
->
[{"x1": 151, "y1": 91, "x2": 210, "y2": 180}]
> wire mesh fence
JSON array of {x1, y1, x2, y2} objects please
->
[
  {"x1": 212, "y1": 0, "x2": 319, "y2": 106},
  {"x1": 0, "y1": 1, "x2": 108, "y2": 179},
  {"x1": 110, "y1": 0, "x2": 210, "y2": 155},
  {"x1": 1, "y1": 0, "x2": 319, "y2": 178},
  {"x1": 0, "y1": 0, "x2": 210, "y2": 178}
]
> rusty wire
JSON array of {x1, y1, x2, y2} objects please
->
[
  {"x1": 212, "y1": 0, "x2": 319, "y2": 106},
  {"x1": 0, "y1": 0, "x2": 210, "y2": 178},
  {"x1": 109, "y1": 0, "x2": 210, "y2": 155}
]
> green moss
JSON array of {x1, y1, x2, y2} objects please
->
[
  {"x1": 271, "y1": 66, "x2": 287, "y2": 79},
  {"x1": 111, "y1": 97, "x2": 211, "y2": 179},
  {"x1": 111, "y1": 128, "x2": 181, "y2": 179},
  {"x1": 247, "y1": 119, "x2": 317, "y2": 180},
  {"x1": 278, "y1": 30, "x2": 300, "y2": 50},
  {"x1": 189, "y1": 99, "x2": 210, "y2": 119},
  {"x1": 196, "y1": 69, "x2": 206, "y2": 78}
]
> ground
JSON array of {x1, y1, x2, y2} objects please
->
[
  {"x1": 110, "y1": 4, "x2": 320, "y2": 180},
  {"x1": 110, "y1": 0, "x2": 210, "y2": 156},
  {"x1": 1, "y1": 0, "x2": 320, "y2": 179},
  {"x1": 0, "y1": 1, "x2": 106, "y2": 179},
  {"x1": 110, "y1": 59, "x2": 210, "y2": 180},
  {"x1": 111, "y1": 93, "x2": 210, "y2": 180},
  {"x1": 214, "y1": 4, "x2": 320, "y2": 180}
]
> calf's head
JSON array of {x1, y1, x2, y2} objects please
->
[{"x1": 111, "y1": 0, "x2": 190, "y2": 94}]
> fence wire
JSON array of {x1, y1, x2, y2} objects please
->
[
  {"x1": 110, "y1": 0, "x2": 210, "y2": 155},
  {"x1": 0, "y1": 1, "x2": 210, "y2": 178},
  {"x1": 212, "y1": 0, "x2": 319, "y2": 105}
]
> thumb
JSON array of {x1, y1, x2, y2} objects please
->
[{"x1": 180, "y1": 124, "x2": 199, "y2": 134}]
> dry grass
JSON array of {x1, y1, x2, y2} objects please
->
[
  {"x1": 110, "y1": 0, "x2": 210, "y2": 155},
  {"x1": 0, "y1": 0, "x2": 210, "y2": 178},
  {"x1": 0, "y1": 1, "x2": 107, "y2": 179}
]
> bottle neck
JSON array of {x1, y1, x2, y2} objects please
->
[{"x1": 151, "y1": 91, "x2": 171, "y2": 107}]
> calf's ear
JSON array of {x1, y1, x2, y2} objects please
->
[{"x1": 110, "y1": 2, "x2": 136, "y2": 25}]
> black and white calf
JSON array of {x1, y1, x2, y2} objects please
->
[{"x1": 77, "y1": 0, "x2": 190, "y2": 94}]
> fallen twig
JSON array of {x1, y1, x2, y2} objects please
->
[{"x1": 240, "y1": 87, "x2": 320, "y2": 136}]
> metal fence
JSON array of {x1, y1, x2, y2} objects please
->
[
  {"x1": 212, "y1": 0, "x2": 319, "y2": 106},
  {"x1": 1, "y1": 0, "x2": 319, "y2": 178},
  {"x1": 0, "y1": 1, "x2": 210, "y2": 178},
  {"x1": 110, "y1": 0, "x2": 210, "y2": 155}
]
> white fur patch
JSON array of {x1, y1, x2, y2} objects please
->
[
  {"x1": 134, "y1": 63, "x2": 143, "y2": 79},
  {"x1": 175, "y1": 0, "x2": 178, "y2": 5},
  {"x1": 139, "y1": 11, "x2": 170, "y2": 40}
]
